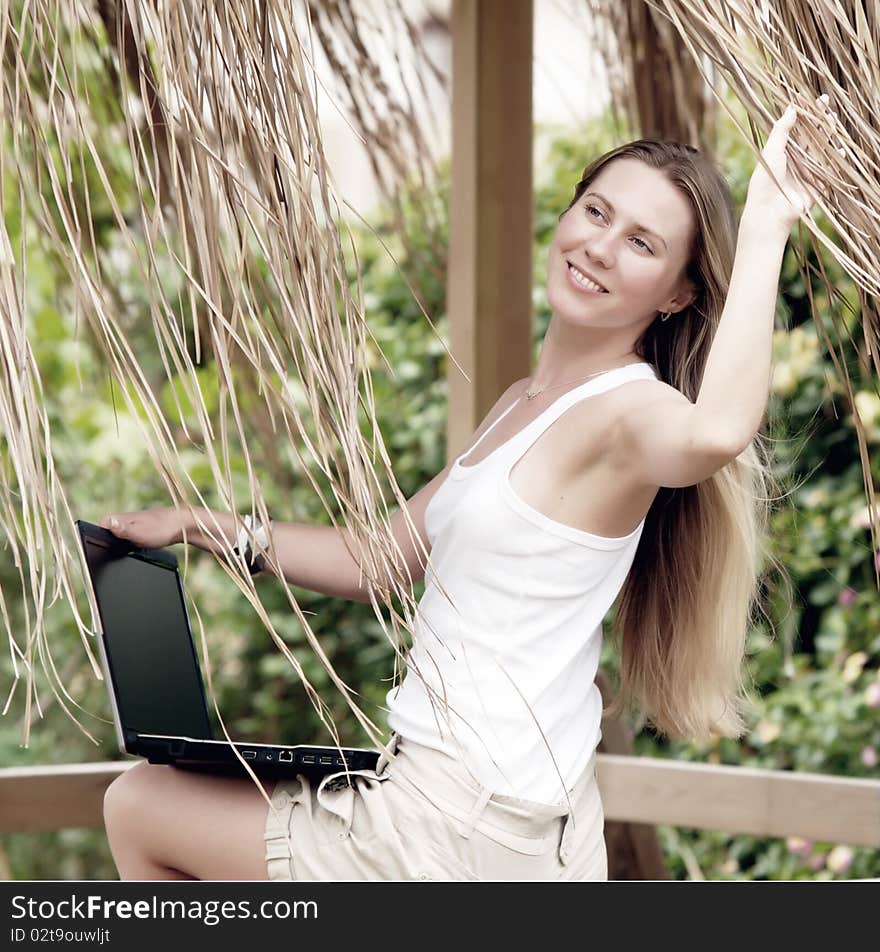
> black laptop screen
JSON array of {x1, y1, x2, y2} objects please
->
[{"x1": 83, "y1": 536, "x2": 213, "y2": 740}]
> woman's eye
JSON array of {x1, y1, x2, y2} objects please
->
[{"x1": 584, "y1": 204, "x2": 653, "y2": 253}]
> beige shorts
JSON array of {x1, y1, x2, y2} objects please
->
[{"x1": 263, "y1": 732, "x2": 607, "y2": 881}]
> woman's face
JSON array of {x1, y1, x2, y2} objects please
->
[{"x1": 547, "y1": 157, "x2": 697, "y2": 331}]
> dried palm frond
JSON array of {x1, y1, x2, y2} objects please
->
[
  {"x1": 582, "y1": 0, "x2": 720, "y2": 148},
  {"x1": 0, "y1": 0, "x2": 461, "y2": 778},
  {"x1": 590, "y1": 0, "x2": 880, "y2": 584},
  {"x1": 306, "y1": 0, "x2": 449, "y2": 292}
]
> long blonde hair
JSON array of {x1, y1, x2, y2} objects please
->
[{"x1": 563, "y1": 140, "x2": 779, "y2": 742}]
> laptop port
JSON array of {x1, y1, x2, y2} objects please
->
[
  {"x1": 242, "y1": 750, "x2": 257, "y2": 760},
  {"x1": 302, "y1": 754, "x2": 316, "y2": 765},
  {"x1": 279, "y1": 750, "x2": 294, "y2": 763},
  {"x1": 319, "y1": 755, "x2": 333, "y2": 765}
]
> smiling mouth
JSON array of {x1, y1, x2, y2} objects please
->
[{"x1": 566, "y1": 262, "x2": 609, "y2": 294}]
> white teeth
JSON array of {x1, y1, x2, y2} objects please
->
[{"x1": 568, "y1": 263, "x2": 606, "y2": 293}]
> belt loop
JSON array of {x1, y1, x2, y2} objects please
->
[
  {"x1": 458, "y1": 785, "x2": 493, "y2": 840},
  {"x1": 375, "y1": 731, "x2": 400, "y2": 775}
]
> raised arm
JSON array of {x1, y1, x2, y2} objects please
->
[
  {"x1": 613, "y1": 97, "x2": 829, "y2": 489},
  {"x1": 612, "y1": 216, "x2": 790, "y2": 489}
]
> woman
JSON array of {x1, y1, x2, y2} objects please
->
[{"x1": 99, "y1": 97, "x2": 830, "y2": 880}]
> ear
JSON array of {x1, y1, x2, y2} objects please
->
[{"x1": 665, "y1": 278, "x2": 698, "y2": 315}]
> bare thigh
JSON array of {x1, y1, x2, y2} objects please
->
[{"x1": 103, "y1": 762, "x2": 276, "y2": 881}]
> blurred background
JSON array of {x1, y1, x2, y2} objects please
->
[{"x1": 1, "y1": 0, "x2": 878, "y2": 880}]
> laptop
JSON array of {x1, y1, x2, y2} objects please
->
[{"x1": 75, "y1": 519, "x2": 380, "y2": 782}]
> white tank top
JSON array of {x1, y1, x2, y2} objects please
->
[{"x1": 385, "y1": 361, "x2": 658, "y2": 804}]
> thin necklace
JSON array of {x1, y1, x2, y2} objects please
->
[{"x1": 523, "y1": 362, "x2": 640, "y2": 401}]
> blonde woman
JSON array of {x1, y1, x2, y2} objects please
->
[{"x1": 99, "y1": 96, "x2": 829, "y2": 881}]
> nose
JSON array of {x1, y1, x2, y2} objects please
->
[{"x1": 581, "y1": 230, "x2": 616, "y2": 270}]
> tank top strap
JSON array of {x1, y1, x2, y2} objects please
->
[{"x1": 500, "y1": 361, "x2": 657, "y2": 468}]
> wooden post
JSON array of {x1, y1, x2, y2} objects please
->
[
  {"x1": 447, "y1": 0, "x2": 533, "y2": 457},
  {"x1": 596, "y1": 670, "x2": 670, "y2": 879}
]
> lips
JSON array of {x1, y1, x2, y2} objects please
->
[{"x1": 566, "y1": 261, "x2": 609, "y2": 294}]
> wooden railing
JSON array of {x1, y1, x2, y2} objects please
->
[{"x1": 2, "y1": 756, "x2": 877, "y2": 846}]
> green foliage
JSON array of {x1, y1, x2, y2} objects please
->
[{"x1": 3, "y1": 74, "x2": 878, "y2": 881}]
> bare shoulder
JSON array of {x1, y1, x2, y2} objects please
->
[
  {"x1": 495, "y1": 375, "x2": 531, "y2": 410},
  {"x1": 411, "y1": 375, "x2": 528, "y2": 493},
  {"x1": 603, "y1": 377, "x2": 740, "y2": 489},
  {"x1": 472, "y1": 376, "x2": 530, "y2": 431},
  {"x1": 599, "y1": 377, "x2": 690, "y2": 439},
  {"x1": 497, "y1": 375, "x2": 531, "y2": 402},
  {"x1": 608, "y1": 376, "x2": 688, "y2": 410}
]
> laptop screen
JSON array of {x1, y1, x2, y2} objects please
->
[{"x1": 80, "y1": 527, "x2": 213, "y2": 741}]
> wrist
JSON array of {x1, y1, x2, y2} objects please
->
[
  {"x1": 234, "y1": 513, "x2": 272, "y2": 576},
  {"x1": 175, "y1": 506, "x2": 201, "y2": 545},
  {"x1": 739, "y1": 205, "x2": 793, "y2": 246}
]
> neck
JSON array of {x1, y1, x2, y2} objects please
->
[{"x1": 528, "y1": 318, "x2": 643, "y2": 392}]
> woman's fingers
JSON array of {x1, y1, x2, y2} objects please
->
[
  {"x1": 99, "y1": 514, "x2": 124, "y2": 534},
  {"x1": 764, "y1": 101, "x2": 801, "y2": 166},
  {"x1": 772, "y1": 103, "x2": 797, "y2": 140},
  {"x1": 784, "y1": 92, "x2": 846, "y2": 208},
  {"x1": 824, "y1": 109, "x2": 846, "y2": 157},
  {"x1": 806, "y1": 93, "x2": 846, "y2": 159},
  {"x1": 748, "y1": 91, "x2": 841, "y2": 223}
]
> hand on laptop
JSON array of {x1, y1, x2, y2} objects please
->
[{"x1": 99, "y1": 508, "x2": 183, "y2": 549}]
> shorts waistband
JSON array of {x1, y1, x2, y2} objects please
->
[{"x1": 378, "y1": 732, "x2": 600, "y2": 864}]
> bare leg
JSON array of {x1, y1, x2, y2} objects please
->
[
  {"x1": 103, "y1": 761, "x2": 277, "y2": 881},
  {"x1": 108, "y1": 848, "x2": 199, "y2": 881}
]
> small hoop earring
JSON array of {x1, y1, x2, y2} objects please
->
[{"x1": 660, "y1": 311, "x2": 671, "y2": 322}]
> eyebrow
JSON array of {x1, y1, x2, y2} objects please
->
[{"x1": 584, "y1": 191, "x2": 668, "y2": 251}]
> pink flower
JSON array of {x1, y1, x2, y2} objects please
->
[
  {"x1": 826, "y1": 845, "x2": 854, "y2": 874},
  {"x1": 865, "y1": 682, "x2": 880, "y2": 708},
  {"x1": 786, "y1": 835, "x2": 812, "y2": 857},
  {"x1": 861, "y1": 746, "x2": 878, "y2": 768},
  {"x1": 837, "y1": 587, "x2": 857, "y2": 607},
  {"x1": 807, "y1": 852, "x2": 826, "y2": 871}
]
